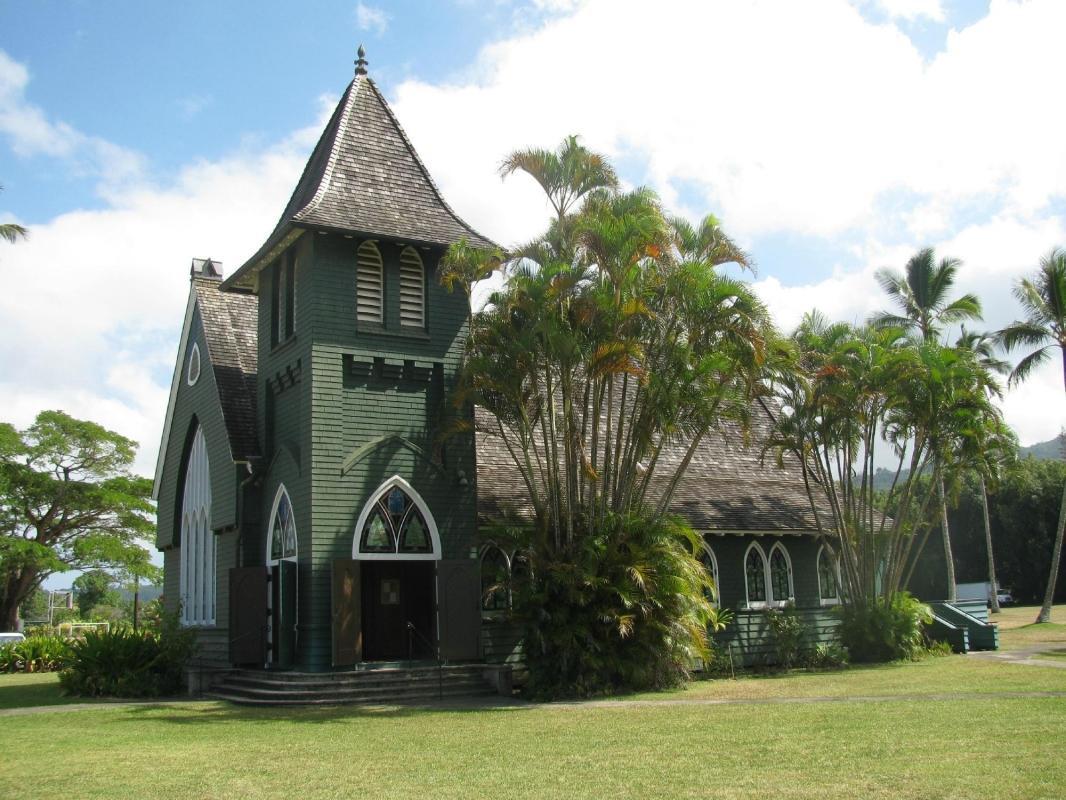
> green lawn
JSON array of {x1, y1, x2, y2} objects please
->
[
  {"x1": 0, "y1": 672, "x2": 87, "y2": 710},
  {"x1": 2, "y1": 653, "x2": 1065, "y2": 800},
  {"x1": 995, "y1": 604, "x2": 1066, "y2": 650}
]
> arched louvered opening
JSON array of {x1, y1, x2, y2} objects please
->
[
  {"x1": 398, "y1": 246, "x2": 425, "y2": 329},
  {"x1": 769, "y1": 542, "x2": 795, "y2": 606},
  {"x1": 744, "y1": 542, "x2": 768, "y2": 608},
  {"x1": 268, "y1": 486, "x2": 298, "y2": 564},
  {"x1": 179, "y1": 426, "x2": 214, "y2": 626},
  {"x1": 356, "y1": 240, "x2": 384, "y2": 325}
]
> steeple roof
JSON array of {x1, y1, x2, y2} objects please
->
[{"x1": 224, "y1": 55, "x2": 495, "y2": 291}]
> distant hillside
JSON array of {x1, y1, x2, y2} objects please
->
[{"x1": 1021, "y1": 433, "x2": 1066, "y2": 461}]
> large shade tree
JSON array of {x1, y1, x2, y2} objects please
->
[
  {"x1": 1000, "y1": 247, "x2": 1066, "y2": 623},
  {"x1": 0, "y1": 411, "x2": 154, "y2": 630},
  {"x1": 871, "y1": 247, "x2": 983, "y2": 600}
]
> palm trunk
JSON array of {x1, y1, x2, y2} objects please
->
[
  {"x1": 939, "y1": 478, "x2": 958, "y2": 602},
  {"x1": 980, "y1": 474, "x2": 1001, "y2": 614},
  {"x1": 1035, "y1": 479, "x2": 1066, "y2": 624}
]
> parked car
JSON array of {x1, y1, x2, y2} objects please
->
[
  {"x1": 996, "y1": 591, "x2": 1015, "y2": 607},
  {"x1": 0, "y1": 632, "x2": 26, "y2": 646}
]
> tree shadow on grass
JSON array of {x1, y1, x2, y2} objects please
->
[{"x1": 116, "y1": 695, "x2": 532, "y2": 727}]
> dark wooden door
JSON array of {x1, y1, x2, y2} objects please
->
[
  {"x1": 271, "y1": 560, "x2": 297, "y2": 668},
  {"x1": 331, "y1": 559, "x2": 362, "y2": 667},
  {"x1": 229, "y1": 566, "x2": 268, "y2": 665},
  {"x1": 362, "y1": 561, "x2": 436, "y2": 661}
]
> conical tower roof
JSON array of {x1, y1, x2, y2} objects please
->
[{"x1": 224, "y1": 50, "x2": 495, "y2": 291}]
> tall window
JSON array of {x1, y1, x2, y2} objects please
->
[
  {"x1": 398, "y1": 246, "x2": 425, "y2": 329},
  {"x1": 744, "y1": 543, "x2": 767, "y2": 607},
  {"x1": 272, "y1": 251, "x2": 297, "y2": 345},
  {"x1": 818, "y1": 545, "x2": 840, "y2": 605},
  {"x1": 268, "y1": 486, "x2": 298, "y2": 564},
  {"x1": 353, "y1": 477, "x2": 440, "y2": 560},
  {"x1": 700, "y1": 543, "x2": 720, "y2": 607},
  {"x1": 769, "y1": 543, "x2": 794, "y2": 606},
  {"x1": 480, "y1": 545, "x2": 511, "y2": 612},
  {"x1": 179, "y1": 426, "x2": 215, "y2": 626},
  {"x1": 356, "y1": 240, "x2": 384, "y2": 325}
]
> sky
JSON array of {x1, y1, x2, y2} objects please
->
[{"x1": 1, "y1": 0, "x2": 1064, "y2": 589}]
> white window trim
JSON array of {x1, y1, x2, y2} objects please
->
[
  {"x1": 768, "y1": 541, "x2": 795, "y2": 608},
  {"x1": 351, "y1": 475, "x2": 441, "y2": 560},
  {"x1": 398, "y1": 246, "x2": 425, "y2": 329},
  {"x1": 186, "y1": 342, "x2": 201, "y2": 386},
  {"x1": 817, "y1": 544, "x2": 842, "y2": 607},
  {"x1": 356, "y1": 240, "x2": 384, "y2": 325},
  {"x1": 266, "y1": 484, "x2": 299, "y2": 566},
  {"x1": 179, "y1": 426, "x2": 215, "y2": 626},
  {"x1": 743, "y1": 541, "x2": 769, "y2": 610},
  {"x1": 700, "y1": 542, "x2": 720, "y2": 608}
]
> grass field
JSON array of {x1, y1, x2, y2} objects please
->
[
  {"x1": 995, "y1": 603, "x2": 1066, "y2": 650},
  {"x1": 1, "y1": 606, "x2": 1063, "y2": 799}
]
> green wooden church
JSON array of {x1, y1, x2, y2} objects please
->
[{"x1": 154, "y1": 50, "x2": 983, "y2": 699}]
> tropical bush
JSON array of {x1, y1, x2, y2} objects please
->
[
  {"x1": 0, "y1": 634, "x2": 72, "y2": 672},
  {"x1": 837, "y1": 592, "x2": 932, "y2": 663},
  {"x1": 805, "y1": 641, "x2": 850, "y2": 670},
  {"x1": 59, "y1": 614, "x2": 196, "y2": 697},
  {"x1": 765, "y1": 606, "x2": 807, "y2": 669},
  {"x1": 513, "y1": 511, "x2": 718, "y2": 699}
]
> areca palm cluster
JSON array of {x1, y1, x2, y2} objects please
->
[
  {"x1": 768, "y1": 313, "x2": 1003, "y2": 610},
  {"x1": 442, "y1": 137, "x2": 768, "y2": 695}
]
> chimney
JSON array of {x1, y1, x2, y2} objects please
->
[{"x1": 190, "y1": 258, "x2": 222, "y2": 280}]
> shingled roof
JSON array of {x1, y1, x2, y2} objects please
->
[
  {"x1": 192, "y1": 277, "x2": 260, "y2": 462},
  {"x1": 224, "y1": 57, "x2": 495, "y2": 291},
  {"x1": 475, "y1": 399, "x2": 827, "y2": 534}
]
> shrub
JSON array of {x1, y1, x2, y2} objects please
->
[
  {"x1": 59, "y1": 613, "x2": 196, "y2": 697},
  {"x1": 837, "y1": 592, "x2": 932, "y2": 663},
  {"x1": 765, "y1": 606, "x2": 807, "y2": 669},
  {"x1": 514, "y1": 511, "x2": 716, "y2": 699},
  {"x1": 804, "y1": 641, "x2": 850, "y2": 670},
  {"x1": 0, "y1": 634, "x2": 72, "y2": 673}
]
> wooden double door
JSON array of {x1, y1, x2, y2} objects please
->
[{"x1": 361, "y1": 560, "x2": 436, "y2": 661}]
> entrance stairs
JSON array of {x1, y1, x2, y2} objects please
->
[
  {"x1": 927, "y1": 600, "x2": 999, "y2": 653},
  {"x1": 207, "y1": 663, "x2": 504, "y2": 706}
]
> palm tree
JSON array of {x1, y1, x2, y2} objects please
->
[
  {"x1": 872, "y1": 247, "x2": 983, "y2": 601},
  {"x1": 0, "y1": 184, "x2": 27, "y2": 243},
  {"x1": 1000, "y1": 247, "x2": 1066, "y2": 624},
  {"x1": 956, "y1": 328, "x2": 1014, "y2": 613}
]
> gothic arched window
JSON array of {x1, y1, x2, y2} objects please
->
[
  {"x1": 744, "y1": 543, "x2": 768, "y2": 607},
  {"x1": 353, "y1": 477, "x2": 439, "y2": 559},
  {"x1": 398, "y1": 246, "x2": 425, "y2": 329},
  {"x1": 356, "y1": 240, "x2": 384, "y2": 325},
  {"x1": 769, "y1": 543, "x2": 794, "y2": 606},
  {"x1": 818, "y1": 545, "x2": 840, "y2": 605}
]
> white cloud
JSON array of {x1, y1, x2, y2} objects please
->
[
  {"x1": 0, "y1": 49, "x2": 146, "y2": 187},
  {"x1": 355, "y1": 2, "x2": 389, "y2": 35},
  {"x1": 865, "y1": 0, "x2": 946, "y2": 22}
]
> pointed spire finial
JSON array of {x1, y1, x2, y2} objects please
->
[{"x1": 355, "y1": 44, "x2": 368, "y2": 76}]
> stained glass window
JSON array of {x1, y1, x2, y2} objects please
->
[
  {"x1": 358, "y1": 482, "x2": 433, "y2": 555},
  {"x1": 819, "y1": 548, "x2": 839, "y2": 602},
  {"x1": 746, "y1": 547, "x2": 766, "y2": 604},
  {"x1": 700, "y1": 546, "x2": 719, "y2": 606},
  {"x1": 270, "y1": 489, "x2": 297, "y2": 561},
  {"x1": 770, "y1": 546, "x2": 792, "y2": 603}
]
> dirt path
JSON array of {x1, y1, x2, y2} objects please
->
[{"x1": 969, "y1": 644, "x2": 1066, "y2": 670}]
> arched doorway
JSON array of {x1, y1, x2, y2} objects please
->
[
  {"x1": 265, "y1": 485, "x2": 298, "y2": 667},
  {"x1": 352, "y1": 476, "x2": 441, "y2": 661}
]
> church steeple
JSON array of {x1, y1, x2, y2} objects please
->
[{"x1": 224, "y1": 49, "x2": 495, "y2": 292}]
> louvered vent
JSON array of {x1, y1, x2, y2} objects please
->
[
  {"x1": 399, "y1": 247, "x2": 425, "y2": 328},
  {"x1": 356, "y1": 241, "x2": 383, "y2": 324}
]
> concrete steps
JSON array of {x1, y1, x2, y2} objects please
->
[{"x1": 207, "y1": 664, "x2": 502, "y2": 706}]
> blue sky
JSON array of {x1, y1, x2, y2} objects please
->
[{"x1": 1, "y1": 0, "x2": 1063, "y2": 590}]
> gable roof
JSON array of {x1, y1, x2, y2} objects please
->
[
  {"x1": 152, "y1": 277, "x2": 259, "y2": 498},
  {"x1": 474, "y1": 399, "x2": 827, "y2": 534},
  {"x1": 223, "y1": 73, "x2": 495, "y2": 292},
  {"x1": 191, "y1": 277, "x2": 260, "y2": 462}
]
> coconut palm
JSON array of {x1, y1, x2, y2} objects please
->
[
  {"x1": 872, "y1": 248, "x2": 983, "y2": 601},
  {"x1": 955, "y1": 328, "x2": 1014, "y2": 613},
  {"x1": 0, "y1": 184, "x2": 27, "y2": 243},
  {"x1": 1000, "y1": 247, "x2": 1066, "y2": 623}
]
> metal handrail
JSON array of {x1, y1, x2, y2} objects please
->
[{"x1": 406, "y1": 621, "x2": 443, "y2": 699}]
